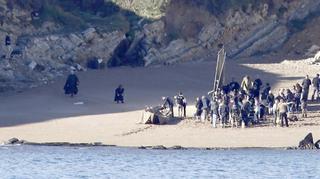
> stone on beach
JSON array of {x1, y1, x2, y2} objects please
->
[{"x1": 298, "y1": 133, "x2": 316, "y2": 150}]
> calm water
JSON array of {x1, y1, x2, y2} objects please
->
[{"x1": 0, "y1": 146, "x2": 319, "y2": 179}]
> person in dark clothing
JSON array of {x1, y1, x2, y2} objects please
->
[
  {"x1": 253, "y1": 78, "x2": 263, "y2": 91},
  {"x1": 229, "y1": 78, "x2": 240, "y2": 92},
  {"x1": 175, "y1": 92, "x2": 186, "y2": 117},
  {"x1": 5, "y1": 35, "x2": 12, "y2": 59},
  {"x1": 195, "y1": 97, "x2": 203, "y2": 120},
  {"x1": 201, "y1": 95, "x2": 211, "y2": 121},
  {"x1": 253, "y1": 78, "x2": 263, "y2": 98},
  {"x1": 302, "y1": 75, "x2": 311, "y2": 100},
  {"x1": 241, "y1": 98, "x2": 251, "y2": 128},
  {"x1": 261, "y1": 83, "x2": 271, "y2": 100},
  {"x1": 311, "y1": 74, "x2": 320, "y2": 101},
  {"x1": 64, "y1": 71, "x2": 79, "y2": 97},
  {"x1": 294, "y1": 83, "x2": 302, "y2": 112},
  {"x1": 286, "y1": 89, "x2": 295, "y2": 113},
  {"x1": 162, "y1": 96, "x2": 174, "y2": 117},
  {"x1": 5, "y1": 35, "x2": 10, "y2": 46},
  {"x1": 114, "y1": 85, "x2": 125, "y2": 103},
  {"x1": 266, "y1": 91, "x2": 275, "y2": 114}
]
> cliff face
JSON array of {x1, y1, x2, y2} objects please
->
[
  {"x1": 0, "y1": 0, "x2": 320, "y2": 91},
  {"x1": 140, "y1": 0, "x2": 320, "y2": 65}
]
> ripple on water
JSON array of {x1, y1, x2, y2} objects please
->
[{"x1": 0, "y1": 146, "x2": 319, "y2": 178}]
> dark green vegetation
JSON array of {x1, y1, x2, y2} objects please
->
[{"x1": 6, "y1": 0, "x2": 146, "y2": 33}]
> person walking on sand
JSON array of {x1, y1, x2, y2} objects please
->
[
  {"x1": 114, "y1": 85, "x2": 125, "y2": 103},
  {"x1": 311, "y1": 74, "x2": 320, "y2": 101},
  {"x1": 64, "y1": 70, "x2": 79, "y2": 98}
]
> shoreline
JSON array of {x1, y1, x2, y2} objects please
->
[{"x1": 1, "y1": 139, "x2": 301, "y2": 150}]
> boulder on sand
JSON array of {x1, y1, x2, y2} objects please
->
[
  {"x1": 298, "y1": 133, "x2": 316, "y2": 149},
  {"x1": 141, "y1": 106, "x2": 174, "y2": 125}
]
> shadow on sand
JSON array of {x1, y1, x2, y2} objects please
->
[{"x1": 1, "y1": 59, "x2": 306, "y2": 127}]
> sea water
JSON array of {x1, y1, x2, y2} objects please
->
[{"x1": 0, "y1": 146, "x2": 319, "y2": 179}]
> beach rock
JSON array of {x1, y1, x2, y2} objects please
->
[
  {"x1": 151, "y1": 145, "x2": 167, "y2": 150},
  {"x1": 315, "y1": 140, "x2": 320, "y2": 149},
  {"x1": 7, "y1": 138, "x2": 19, "y2": 144},
  {"x1": 6, "y1": 138, "x2": 26, "y2": 145},
  {"x1": 138, "y1": 146, "x2": 147, "y2": 149},
  {"x1": 93, "y1": 142, "x2": 103, "y2": 146},
  {"x1": 298, "y1": 133, "x2": 316, "y2": 150},
  {"x1": 285, "y1": 146, "x2": 299, "y2": 150},
  {"x1": 169, "y1": 145, "x2": 186, "y2": 150}
]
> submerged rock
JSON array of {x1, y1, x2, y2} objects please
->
[
  {"x1": 298, "y1": 133, "x2": 316, "y2": 150},
  {"x1": 151, "y1": 145, "x2": 167, "y2": 150},
  {"x1": 169, "y1": 145, "x2": 186, "y2": 150},
  {"x1": 6, "y1": 138, "x2": 26, "y2": 145},
  {"x1": 315, "y1": 140, "x2": 320, "y2": 149}
]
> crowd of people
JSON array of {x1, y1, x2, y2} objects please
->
[{"x1": 160, "y1": 74, "x2": 320, "y2": 128}]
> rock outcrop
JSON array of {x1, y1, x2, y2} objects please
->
[
  {"x1": 1, "y1": 0, "x2": 320, "y2": 91},
  {"x1": 139, "y1": 0, "x2": 320, "y2": 66},
  {"x1": 298, "y1": 133, "x2": 316, "y2": 150}
]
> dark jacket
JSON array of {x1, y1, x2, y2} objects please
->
[
  {"x1": 196, "y1": 100, "x2": 203, "y2": 110},
  {"x1": 266, "y1": 93, "x2": 275, "y2": 106},
  {"x1": 312, "y1": 77, "x2": 320, "y2": 88},
  {"x1": 163, "y1": 97, "x2": 174, "y2": 109},
  {"x1": 64, "y1": 74, "x2": 79, "y2": 95},
  {"x1": 229, "y1": 81, "x2": 240, "y2": 92},
  {"x1": 253, "y1": 78, "x2": 262, "y2": 91},
  {"x1": 5, "y1": 35, "x2": 11, "y2": 46},
  {"x1": 261, "y1": 86, "x2": 271, "y2": 100},
  {"x1": 114, "y1": 87, "x2": 125, "y2": 102},
  {"x1": 302, "y1": 78, "x2": 311, "y2": 90}
]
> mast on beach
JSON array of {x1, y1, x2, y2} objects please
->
[{"x1": 213, "y1": 46, "x2": 226, "y2": 93}]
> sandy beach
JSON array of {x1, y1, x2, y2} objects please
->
[{"x1": 0, "y1": 58, "x2": 319, "y2": 148}]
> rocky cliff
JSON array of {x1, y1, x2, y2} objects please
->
[{"x1": 1, "y1": 0, "x2": 320, "y2": 91}]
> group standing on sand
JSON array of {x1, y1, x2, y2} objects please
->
[{"x1": 156, "y1": 74, "x2": 320, "y2": 129}]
